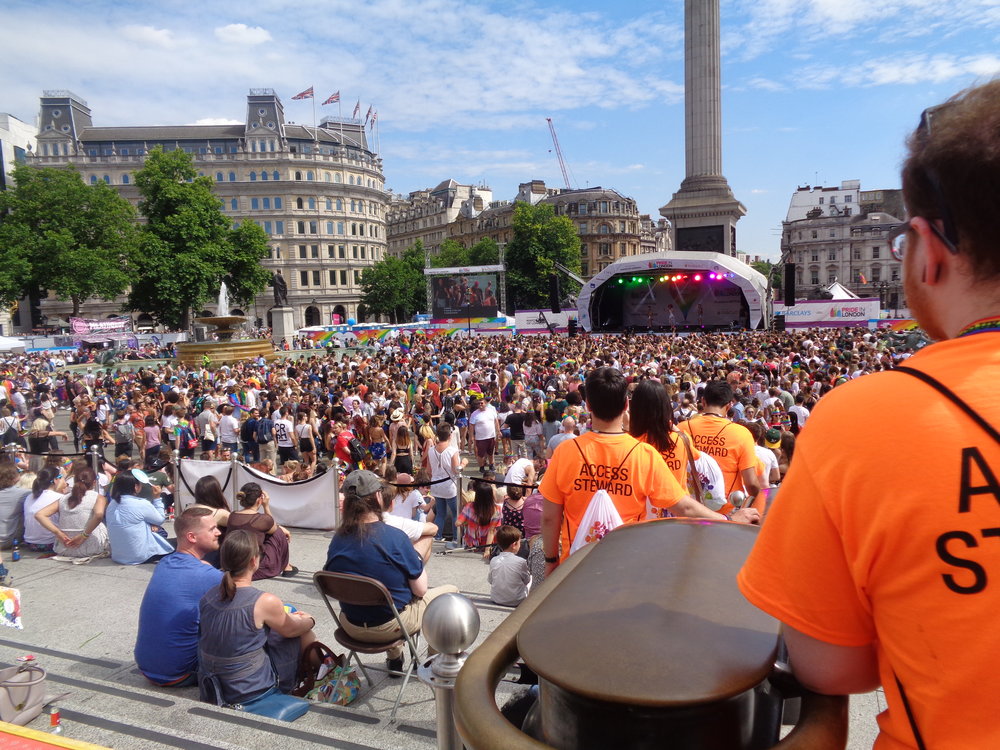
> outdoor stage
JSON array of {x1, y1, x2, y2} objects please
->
[{"x1": 576, "y1": 252, "x2": 770, "y2": 333}]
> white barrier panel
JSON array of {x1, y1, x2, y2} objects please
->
[
  {"x1": 175, "y1": 459, "x2": 338, "y2": 530},
  {"x1": 175, "y1": 459, "x2": 232, "y2": 513},
  {"x1": 236, "y1": 463, "x2": 337, "y2": 531}
]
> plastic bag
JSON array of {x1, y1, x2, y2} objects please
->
[
  {"x1": 305, "y1": 661, "x2": 361, "y2": 706},
  {"x1": 569, "y1": 489, "x2": 623, "y2": 554}
]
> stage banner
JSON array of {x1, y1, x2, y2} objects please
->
[
  {"x1": 69, "y1": 317, "x2": 133, "y2": 335},
  {"x1": 175, "y1": 459, "x2": 337, "y2": 530},
  {"x1": 773, "y1": 298, "x2": 880, "y2": 327}
]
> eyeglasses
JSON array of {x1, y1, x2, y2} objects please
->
[{"x1": 888, "y1": 219, "x2": 959, "y2": 261}]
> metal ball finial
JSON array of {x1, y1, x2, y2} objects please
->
[{"x1": 421, "y1": 593, "x2": 480, "y2": 656}]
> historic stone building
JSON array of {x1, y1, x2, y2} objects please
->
[
  {"x1": 26, "y1": 89, "x2": 387, "y2": 329},
  {"x1": 781, "y1": 181, "x2": 906, "y2": 312},
  {"x1": 385, "y1": 179, "x2": 493, "y2": 257},
  {"x1": 388, "y1": 179, "x2": 655, "y2": 279}
]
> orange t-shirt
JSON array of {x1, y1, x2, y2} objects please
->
[
  {"x1": 678, "y1": 414, "x2": 757, "y2": 496},
  {"x1": 739, "y1": 334, "x2": 1000, "y2": 750},
  {"x1": 539, "y1": 431, "x2": 684, "y2": 560},
  {"x1": 636, "y1": 431, "x2": 701, "y2": 496}
]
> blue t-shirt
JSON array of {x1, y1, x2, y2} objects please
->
[
  {"x1": 324, "y1": 522, "x2": 422, "y2": 626},
  {"x1": 135, "y1": 552, "x2": 223, "y2": 683}
]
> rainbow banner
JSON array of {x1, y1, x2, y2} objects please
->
[{"x1": 889, "y1": 320, "x2": 919, "y2": 331}]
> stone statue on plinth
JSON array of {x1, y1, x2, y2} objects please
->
[{"x1": 270, "y1": 271, "x2": 288, "y2": 307}]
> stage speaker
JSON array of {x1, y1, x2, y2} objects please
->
[
  {"x1": 549, "y1": 274, "x2": 561, "y2": 314},
  {"x1": 783, "y1": 263, "x2": 796, "y2": 306},
  {"x1": 568, "y1": 319, "x2": 578, "y2": 337},
  {"x1": 774, "y1": 314, "x2": 786, "y2": 332}
]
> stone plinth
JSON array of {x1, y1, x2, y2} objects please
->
[{"x1": 271, "y1": 306, "x2": 296, "y2": 347}]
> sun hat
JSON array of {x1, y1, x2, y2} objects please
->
[{"x1": 390, "y1": 408, "x2": 404, "y2": 422}]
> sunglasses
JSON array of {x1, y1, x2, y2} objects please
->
[{"x1": 891, "y1": 103, "x2": 961, "y2": 261}]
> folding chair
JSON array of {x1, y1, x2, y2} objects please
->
[{"x1": 313, "y1": 571, "x2": 423, "y2": 723}]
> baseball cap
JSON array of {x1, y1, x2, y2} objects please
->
[
  {"x1": 764, "y1": 429, "x2": 782, "y2": 449},
  {"x1": 342, "y1": 470, "x2": 382, "y2": 496}
]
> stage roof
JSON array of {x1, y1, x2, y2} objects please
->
[{"x1": 576, "y1": 251, "x2": 770, "y2": 331}]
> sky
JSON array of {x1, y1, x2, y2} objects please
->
[{"x1": 3, "y1": 0, "x2": 999, "y2": 260}]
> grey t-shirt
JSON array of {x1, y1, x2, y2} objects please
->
[{"x1": 0, "y1": 486, "x2": 27, "y2": 547}]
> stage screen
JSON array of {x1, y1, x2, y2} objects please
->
[
  {"x1": 618, "y1": 276, "x2": 745, "y2": 328},
  {"x1": 431, "y1": 273, "x2": 499, "y2": 318}
]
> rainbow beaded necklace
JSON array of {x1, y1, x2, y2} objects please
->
[{"x1": 957, "y1": 316, "x2": 1000, "y2": 338}]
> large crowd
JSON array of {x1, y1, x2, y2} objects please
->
[{"x1": 0, "y1": 326, "x2": 926, "y2": 712}]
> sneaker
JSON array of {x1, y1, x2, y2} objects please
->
[
  {"x1": 445, "y1": 541, "x2": 460, "y2": 551},
  {"x1": 386, "y1": 656, "x2": 404, "y2": 676}
]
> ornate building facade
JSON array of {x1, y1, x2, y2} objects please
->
[
  {"x1": 781, "y1": 181, "x2": 905, "y2": 312},
  {"x1": 388, "y1": 179, "x2": 658, "y2": 279},
  {"x1": 27, "y1": 89, "x2": 388, "y2": 329}
]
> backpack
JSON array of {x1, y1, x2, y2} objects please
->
[
  {"x1": 178, "y1": 423, "x2": 197, "y2": 450},
  {"x1": 240, "y1": 418, "x2": 256, "y2": 443},
  {"x1": 256, "y1": 417, "x2": 274, "y2": 444},
  {"x1": 113, "y1": 420, "x2": 134, "y2": 444},
  {"x1": 347, "y1": 435, "x2": 367, "y2": 465},
  {"x1": 567, "y1": 440, "x2": 639, "y2": 554}
]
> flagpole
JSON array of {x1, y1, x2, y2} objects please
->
[
  {"x1": 337, "y1": 98, "x2": 344, "y2": 151},
  {"x1": 311, "y1": 86, "x2": 318, "y2": 144}
]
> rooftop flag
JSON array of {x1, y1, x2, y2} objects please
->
[
  {"x1": 352, "y1": 100, "x2": 361, "y2": 118},
  {"x1": 322, "y1": 91, "x2": 340, "y2": 105},
  {"x1": 292, "y1": 86, "x2": 314, "y2": 100},
  {"x1": 364, "y1": 105, "x2": 373, "y2": 125}
]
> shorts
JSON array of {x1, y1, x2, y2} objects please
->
[
  {"x1": 456, "y1": 418, "x2": 469, "y2": 428},
  {"x1": 278, "y1": 445, "x2": 298, "y2": 463},
  {"x1": 475, "y1": 437, "x2": 496, "y2": 458},
  {"x1": 299, "y1": 438, "x2": 315, "y2": 453},
  {"x1": 369, "y1": 442, "x2": 387, "y2": 460},
  {"x1": 201, "y1": 438, "x2": 217, "y2": 451}
]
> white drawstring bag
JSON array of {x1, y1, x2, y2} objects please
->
[{"x1": 569, "y1": 489, "x2": 623, "y2": 554}]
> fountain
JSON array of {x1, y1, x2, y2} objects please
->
[{"x1": 173, "y1": 281, "x2": 278, "y2": 365}]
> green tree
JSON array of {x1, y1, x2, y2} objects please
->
[
  {"x1": 0, "y1": 164, "x2": 139, "y2": 315},
  {"x1": 751, "y1": 259, "x2": 782, "y2": 292},
  {"x1": 504, "y1": 203, "x2": 581, "y2": 312},
  {"x1": 360, "y1": 241, "x2": 427, "y2": 323},
  {"x1": 468, "y1": 237, "x2": 499, "y2": 265},
  {"x1": 127, "y1": 147, "x2": 270, "y2": 329},
  {"x1": 430, "y1": 239, "x2": 470, "y2": 268}
]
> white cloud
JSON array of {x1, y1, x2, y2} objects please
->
[
  {"x1": 122, "y1": 25, "x2": 177, "y2": 49},
  {"x1": 214, "y1": 24, "x2": 272, "y2": 45},
  {"x1": 796, "y1": 53, "x2": 1000, "y2": 88},
  {"x1": 190, "y1": 118, "x2": 244, "y2": 126}
]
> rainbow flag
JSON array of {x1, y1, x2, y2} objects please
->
[{"x1": 890, "y1": 320, "x2": 918, "y2": 331}]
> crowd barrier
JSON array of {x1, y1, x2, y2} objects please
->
[{"x1": 175, "y1": 457, "x2": 339, "y2": 530}]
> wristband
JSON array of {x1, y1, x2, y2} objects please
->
[
  {"x1": 544, "y1": 555, "x2": 558, "y2": 564},
  {"x1": 80, "y1": 531, "x2": 90, "y2": 538}
]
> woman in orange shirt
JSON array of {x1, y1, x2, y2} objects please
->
[{"x1": 628, "y1": 380, "x2": 700, "y2": 503}]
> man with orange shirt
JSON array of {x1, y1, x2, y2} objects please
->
[
  {"x1": 739, "y1": 81, "x2": 1000, "y2": 749},
  {"x1": 678, "y1": 380, "x2": 760, "y2": 511},
  {"x1": 540, "y1": 368, "x2": 758, "y2": 573}
]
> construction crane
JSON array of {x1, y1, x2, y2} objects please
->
[{"x1": 546, "y1": 117, "x2": 574, "y2": 190}]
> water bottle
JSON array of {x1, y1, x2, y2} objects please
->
[{"x1": 11, "y1": 538, "x2": 20, "y2": 562}]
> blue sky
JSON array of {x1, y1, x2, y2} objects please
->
[{"x1": 3, "y1": 0, "x2": 999, "y2": 259}]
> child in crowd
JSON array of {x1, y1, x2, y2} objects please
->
[
  {"x1": 488, "y1": 525, "x2": 531, "y2": 607},
  {"x1": 456, "y1": 480, "x2": 502, "y2": 558}
]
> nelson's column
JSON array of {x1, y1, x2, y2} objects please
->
[{"x1": 660, "y1": 0, "x2": 746, "y2": 257}]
